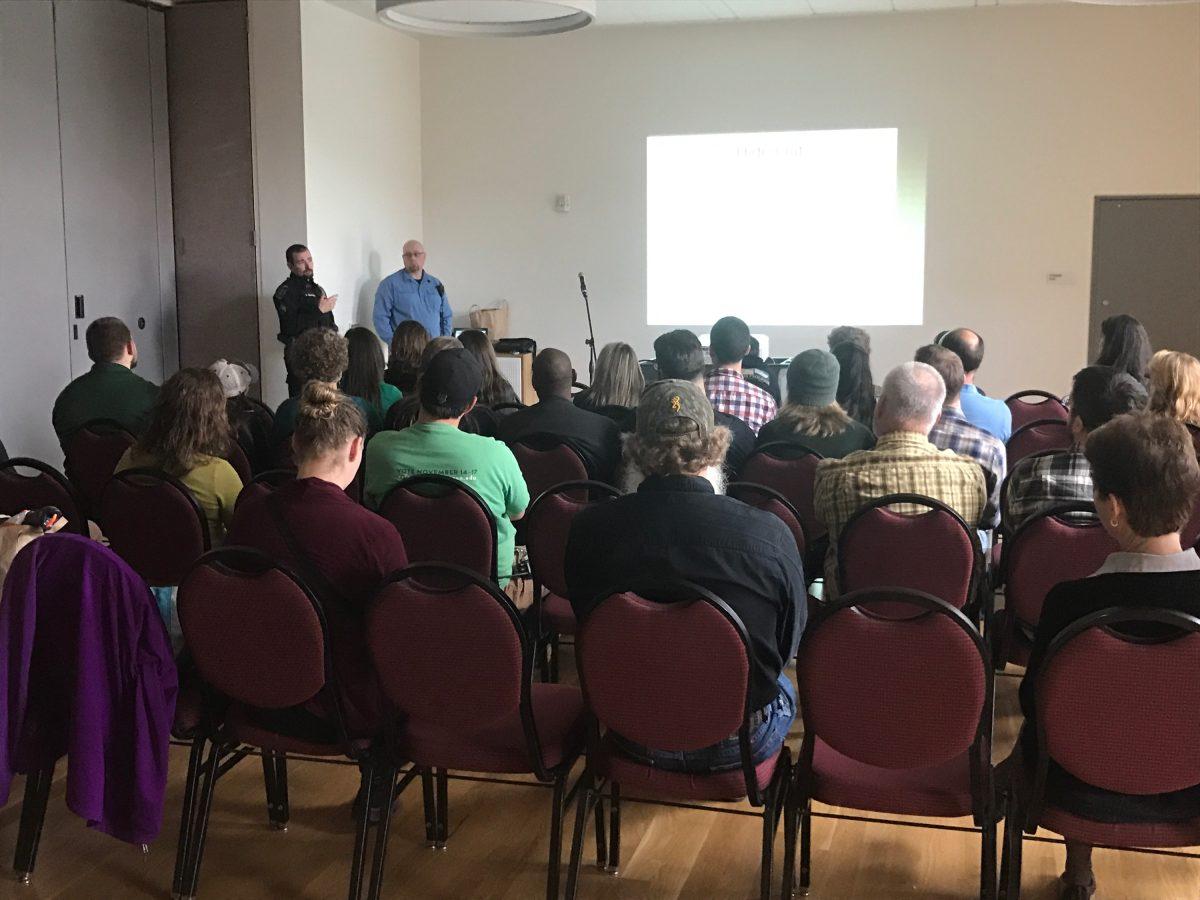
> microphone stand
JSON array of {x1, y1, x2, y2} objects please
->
[{"x1": 578, "y1": 274, "x2": 598, "y2": 380}]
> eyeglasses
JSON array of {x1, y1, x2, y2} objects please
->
[{"x1": 403, "y1": 251, "x2": 426, "y2": 259}]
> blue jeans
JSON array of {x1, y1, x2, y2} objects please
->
[{"x1": 608, "y1": 673, "x2": 797, "y2": 774}]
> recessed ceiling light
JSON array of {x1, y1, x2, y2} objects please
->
[{"x1": 377, "y1": 0, "x2": 596, "y2": 36}]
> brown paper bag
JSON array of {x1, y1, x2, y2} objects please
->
[{"x1": 468, "y1": 300, "x2": 510, "y2": 341}]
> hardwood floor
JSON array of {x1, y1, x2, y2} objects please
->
[{"x1": 0, "y1": 666, "x2": 1195, "y2": 899}]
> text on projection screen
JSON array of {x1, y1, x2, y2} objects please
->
[{"x1": 646, "y1": 128, "x2": 924, "y2": 327}]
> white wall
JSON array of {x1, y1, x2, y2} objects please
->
[{"x1": 420, "y1": 5, "x2": 1200, "y2": 397}]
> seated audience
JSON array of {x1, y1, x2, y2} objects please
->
[
  {"x1": 814, "y1": 362, "x2": 987, "y2": 590},
  {"x1": 384, "y1": 319, "x2": 430, "y2": 394},
  {"x1": 565, "y1": 379, "x2": 806, "y2": 772},
  {"x1": 52, "y1": 316, "x2": 159, "y2": 446},
  {"x1": 1017, "y1": 413, "x2": 1200, "y2": 900},
  {"x1": 704, "y1": 315, "x2": 777, "y2": 435},
  {"x1": 1005, "y1": 366, "x2": 1147, "y2": 531},
  {"x1": 915, "y1": 344, "x2": 1005, "y2": 532},
  {"x1": 212, "y1": 358, "x2": 272, "y2": 474},
  {"x1": 385, "y1": 335, "x2": 499, "y2": 436},
  {"x1": 497, "y1": 348, "x2": 621, "y2": 482},
  {"x1": 341, "y1": 326, "x2": 401, "y2": 433},
  {"x1": 271, "y1": 327, "x2": 369, "y2": 452},
  {"x1": 364, "y1": 348, "x2": 529, "y2": 582},
  {"x1": 228, "y1": 382, "x2": 408, "y2": 738},
  {"x1": 757, "y1": 349, "x2": 875, "y2": 458},
  {"x1": 116, "y1": 368, "x2": 242, "y2": 544},
  {"x1": 573, "y1": 341, "x2": 644, "y2": 423},
  {"x1": 459, "y1": 328, "x2": 519, "y2": 407},
  {"x1": 1096, "y1": 313, "x2": 1151, "y2": 385},
  {"x1": 1148, "y1": 349, "x2": 1200, "y2": 427},
  {"x1": 741, "y1": 336, "x2": 776, "y2": 402},
  {"x1": 829, "y1": 339, "x2": 876, "y2": 430},
  {"x1": 827, "y1": 325, "x2": 870, "y2": 353},
  {"x1": 939, "y1": 327, "x2": 1012, "y2": 441},
  {"x1": 651, "y1": 329, "x2": 753, "y2": 478}
]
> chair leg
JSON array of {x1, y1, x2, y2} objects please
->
[
  {"x1": 760, "y1": 790, "x2": 778, "y2": 900},
  {"x1": 592, "y1": 787, "x2": 607, "y2": 870},
  {"x1": 781, "y1": 780, "x2": 798, "y2": 900},
  {"x1": 980, "y1": 816, "x2": 997, "y2": 900},
  {"x1": 173, "y1": 737, "x2": 207, "y2": 898},
  {"x1": 564, "y1": 773, "x2": 595, "y2": 900},
  {"x1": 420, "y1": 768, "x2": 437, "y2": 847},
  {"x1": 545, "y1": 774, "x2": 567, "y2": 900},
  {"x1": 435, "y1": 767, "x2": 449, "y2": 849},
  {"x1": 13, "y1": 764, "x2": 55, "y2": 883},
  {"x1": 348, "y1": 758, "x2": 377, "y2": 900},
  {"x1": 607, "y1": 783, "x2": 621, "y2": 875},
  {"x1": 275, "y1": 754, "x2": 290, "y2": 828},
  {"x1": 798, "y1": 798, "x2": 812, "y2": 895},
  {"x1": 366, "y1": 765, "x2": 398, "y2": 900},
  {"x1": 182, "y1": 741, "x2": 224, "y2": 899},
  {"x1": 1000, "y1": 792, "x2": 1023, "y2": 900},
  {"x1": 261, "y1": 752, "x2": 288, "y2": 831}
]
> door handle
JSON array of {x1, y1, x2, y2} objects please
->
[{"x1": 74, "y1": 294, "x2": 85, "y2": 319}]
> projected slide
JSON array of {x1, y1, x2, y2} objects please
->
[{"x1": 646, "y1": 128, "x2": 925, "y2": 327}]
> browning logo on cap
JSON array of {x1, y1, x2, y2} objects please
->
[{"x1": 671, "y1": 394, "x2": 682, "y2": 413}]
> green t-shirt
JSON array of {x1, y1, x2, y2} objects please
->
[{"x1": 364, "y1": 423, "x2": 530, "y2": 581}]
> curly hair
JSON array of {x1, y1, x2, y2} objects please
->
[
  {"x1": 626, "y1": 426, "x2": 731, "y2": 478},
  {"x1": 289, "y1": 326, "x2": 348, "y2": 384},
  {"x1": 135, "y1": 368, "x2": 230, "y2": 477}
]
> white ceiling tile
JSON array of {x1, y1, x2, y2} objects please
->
[
  {"x1": 892, "y1": 0, "x2": 974, "y2": 9},
  {"x1": 807, "y1": 0, "x2": 894, "y2": 13},
  {"x1": 722, "y1": 0, "x2": 815, "y2": 17}
]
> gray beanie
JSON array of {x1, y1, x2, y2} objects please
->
[{"x1": 786, "y1": 349, "x2": 840, "y2": 407}]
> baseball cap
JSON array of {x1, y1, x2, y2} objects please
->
[
  {"x1": 653, "y1": 329, "x2": 707, "y2": 381},
  {"x1": 636, "y1": 379, "x2": 714, "y2": 440},
  {"x1": 209, "y1": 359, "x2": 257, "y2": 398},
  {"x1": 420, "y1": 347, "x2": 482, "y2": 411}
]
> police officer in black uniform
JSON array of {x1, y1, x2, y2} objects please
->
[{"x1": 274, "y1": 243, "x2": 338, "y2": 396}]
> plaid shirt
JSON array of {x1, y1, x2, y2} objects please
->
[
  {"x1": 1003, "y1": 449, "x2": 1093, "y2": 532},
  {"x1": 814, "y1": 431, "x2": 988, "y2": 589},
  {"x1": 705, "y1": 368, "x2": 777, "y2": 436},
  {"x1": 928, "y1": 406, "x2": 1006, "y2": 529}
]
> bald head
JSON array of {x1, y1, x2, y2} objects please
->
[
  {"x1": 940, "y1": 328, "x2": 984, "y2": 377},
  {"x1": 402, "y1": 239, "x2": 426, "y2": 277},
  {"x1": 532, "y1": 348, "x2": 575, "y2": 399},
  {"x1": 875, "y1": 362, "x2": 946, "y2": 437}
]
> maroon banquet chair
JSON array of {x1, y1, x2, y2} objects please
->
[
  {"x1": 1000, "y1": 607, "x2": 1200, "y2": 899},
  {"x1": 509, "y1": 435, "x2": 590, "y2": 507},
  {"x1": 365, "y1": 563, "x2": 587, "y2": 900},
  {"x1": 222, "y1": 440, "x2": 253, "y2": 487},
  {"x1": 1006, "y1": 419, "x2": 1073, "y2": 468},
  {"x1": 993, "y1": 503, "x2": 1117, "y2": 669},
  {"x1": 99, "y1": 468, "x2": 211, "y2": 587},
  {"x1": 62, "y1": 418, "x2": 136, "y2": 519},
  {"x1": 0, "y1": 457, "x2": 88, "y2": 535},
  {"x1": 566, "y1": 583, "x2": 792, "y2": 900},
  {"x1": 789, "y1": 588, "x2": 996, "y2": 899},
  {"x1": 524, "y1": 480, "x2": 620, "y2": 682},
  {"x1": 234, "y1": 468, "x2": 297, "y2": 510},
  {"x1": 1005, "y1": 391, "x2": 1069, "y2": 432},
  {"x1": 379, "y1": 474, "x2": 498, "y2": 582},
  {"x1": 174, "y1": 547, "x2": 396, "y2": 900},
  {"x1": 837, "y1": 493, "x2": 983, "y2": 619},
  {"x1": 726, "y1": 481, "x2": 807, "y2": 559},
  {"x1": 739, "y1": 442, "x2": 824, "y2": 543}
]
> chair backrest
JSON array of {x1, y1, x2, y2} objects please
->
[
  {"x1": 99, "y1": 468, "x2": 211, "y2": 587},
  {"x1": 178, "y1": 547, "x2": 337, "y2": 714},
  {"x1": 578, "y1": 582, "x2": 765, "y2": 801},
  {"x1": 837, "y1": 493, "x2": 979, "y2": 610},
  {"x1": 726, "y1": 481, "x2": 807, "y2": 558},
  {"x1": 235, "y1": 467, "x2": 296, "y2": 509},
  {"x1": 1003, "y1": 504, "x2": 1118, "y2": 629},
  {"x1": 738, "y1": 442, "x2": 824, "y2": 542},
  {"x1": 1005, "y1": 390, "x2": 1070, "y2": 432},
  {"x1": 62, "y1": 419, "x2": 136, "y2": 516},
  {"x1": 509, "y1": 436, "x2": 589, "y2": 505},
  {"x1": 0, "y1": 457, "x2": 88, "y2": 535},
  {"x1": 379, "y1": 474, "x2": 497, "y2": 582},
  {"x1": 223, "y1": 440, "x2": 253, "y2": 486},
  {"x1": 491, "y1": 401, "x2": 524, "y2": 417},
  {"x1": 1036, "y1": 607, "x2": 1200, "y2": 797},
  {"x1": 525, "y1": 480, "x2": 620, "y2": 598},
  {"x1": 1006, "y1": 418, "x2": 1073, "y2": 467},
  {"x1": 798, "y1": 588, "x2": 991, "y2": 775},
  {"x1": 366, "y1": 563, "x2": 546, "y2": 772}
]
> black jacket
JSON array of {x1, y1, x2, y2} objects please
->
[{"x1": 273, "y1": 274, "x2": 335, "y2": 343}]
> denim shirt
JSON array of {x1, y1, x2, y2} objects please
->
[{"x1": 372, "y1": 269, "x2": 451, "y2": 343}]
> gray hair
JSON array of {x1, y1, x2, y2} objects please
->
[{"x1": 878, "y1": 361, "x2": 946, "y2": 434}]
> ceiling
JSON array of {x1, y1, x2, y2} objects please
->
[{"x1": 589, "y1": 0, "x2": 1060, "y2": 24}]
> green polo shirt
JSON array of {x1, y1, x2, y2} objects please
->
[
  {"x1": 364, "y1": 422, "x2": 530, "y2": 582},
  {"x1": 51, "y1": 362, "x2": 160, "y2": 447}
]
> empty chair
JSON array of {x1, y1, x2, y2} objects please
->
[
  {"x1": 1001, "y1": 608, "x2": 1200, "y2": 899},
  {"x1": 1006, "y1": 419, "x2": 1073, "y2": 468},
  {"x1": 509, "y1": 435, "x2": 590, "y2": 506},
  {"x1": 62, "y1": 419, "x2": 136, "y2": 518},
  {"x1": 566, "y1": 584, "x2": 792, "y2": 900},
  {"x1": 789, "y1": 588, "x2": 996, "y2": 899},
  {"x1": 739, "y1": 441, "x2": 824, "y2": 574},
  {"x1": 366, "y1": 563, "x2": 587, "y2": 900},
  {"x1": 0, "y1": 457, "x2": 88, "y2": 535},
  {"x1": 993, "y1": 504, "x2": 1117, "y2": 668},
  {"x1": 379, "y1": 474, "x2": 497, "y2": 582},
  {"x1": 1005, "y1": 390, "x2": 1069, "y2": 432},
  {"x1": 525, "y1": 480, "x2": 620, "y2": 681},
  {"x1": 174, "y1": 547, "x2": 394, "y2": 900},
  {"x1": 726, "y1": 481, "x2": 807, "y2": 558},
  {"x1": 99, "y1": 468, "x2": 211, "y2": 588}
]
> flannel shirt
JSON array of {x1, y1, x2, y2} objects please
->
[
  {"x1": 928, "y1": 406, "x2": 1006, "y2": 529},
  {"x1": 1003, "y1": 449, "x2": 1094, "y2": 532},
  {"x1": 813, "y1": 431, "x2": 988, "y2": 590},
  {"x1": 705, "y1": 367, "x2": 777, "y2": 436}
]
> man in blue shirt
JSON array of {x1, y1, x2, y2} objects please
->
[
  {"x1": 940, "y1": 327, "x2": 1012, "y2": 442},
  {"x1": 373, "y1": 240, "x2": 452, "y2": 343}
]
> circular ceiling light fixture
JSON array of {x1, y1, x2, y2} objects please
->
[{"x1": 377, "y1": 0, "x2": 595, "y2": 36}]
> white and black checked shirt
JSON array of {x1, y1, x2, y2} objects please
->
[
  {"x1": 705, "y1": 368, "x2": 777, "y2": 436},
  {"x1": 1003, "y1": 449, "x2": 1093, "y2": 532}
]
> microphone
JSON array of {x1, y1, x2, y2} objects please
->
[{"x1": 578, "y1": 272, "x2": 588, "y2": 301}]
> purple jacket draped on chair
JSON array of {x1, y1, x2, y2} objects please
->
[{"x1": 0, "y1": 534, "x2": 177, "y2": 844}]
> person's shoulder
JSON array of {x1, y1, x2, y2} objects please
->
[
  {"x1": 272, "y1": 278, "x2": 290, "y2": 301},
  {"x1": 817, "y1": 445, "x2": 872, "y2": 472}
]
